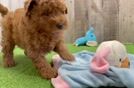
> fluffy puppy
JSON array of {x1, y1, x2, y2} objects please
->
[{"x1": 0, "y1": 0, "x2": 74, "y2": 79}]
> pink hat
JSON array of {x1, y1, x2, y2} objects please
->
[{"x1": 90, "y1": 47, "x2": 110, "y2": 73}]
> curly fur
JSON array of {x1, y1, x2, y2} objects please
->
[{"x1": 0, "y1": 0, "x2": 74, "y2": 79}]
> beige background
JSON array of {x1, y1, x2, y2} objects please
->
[{"x1": 65, "y1": 0, "x2": 134, "y2": 43}]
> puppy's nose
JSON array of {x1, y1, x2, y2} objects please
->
[{"x1": 56, "y1": 24, "x2": 64, "y2": 29}]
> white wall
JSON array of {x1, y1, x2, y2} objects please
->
[{"x1": 0, "y1": 0, "x2": 24, "y2": 11}]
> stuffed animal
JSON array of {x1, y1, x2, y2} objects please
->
[
  {"x1": 90, "y1": 40, "x2": 130, "y2": 73},
  {"x1": 74, "y1": 27, "x2": 98, "y2": 46}
]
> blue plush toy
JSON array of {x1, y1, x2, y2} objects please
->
[{"x1": 74, "y1": 27, "x2": 98, "y2": 46}]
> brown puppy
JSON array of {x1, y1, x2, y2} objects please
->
[{"x1": 0, "y1": 0, "x2": 74, "y2": 79}]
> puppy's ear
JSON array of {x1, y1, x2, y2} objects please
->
[{"x1": 26, "y1": 0, "x2": 38, "y2": 16}]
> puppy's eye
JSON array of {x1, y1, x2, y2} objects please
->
[
  {"x1": 119, "y1": 58, "x2": 122, "y2": 62},
  {"x1": 41, "y1": 9, "x2": 51, "y2": 16},
  {"x1": 45, "y1": 13, "x2": 50, "y2": 16},
  {"x1": 42, "y1": 12, "x2": 50, "y2": 16}
]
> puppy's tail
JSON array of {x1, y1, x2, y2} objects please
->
[{"x1": 0, "y1": 4, "x2": 8, "y2": 17}]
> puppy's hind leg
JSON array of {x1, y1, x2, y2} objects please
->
[
  {"x1": 2, "y1": 44, "x2": 15, "y2": 67},
  {"x1": 2, "y1": 28, "x2": 15, "y2": 67}
]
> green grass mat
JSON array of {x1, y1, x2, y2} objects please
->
[{"x1": 0, "y1": 44, "x2": 134, "y2": 88}]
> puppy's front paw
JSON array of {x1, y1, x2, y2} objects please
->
[
  {"x1": 40, "y1": 68, "x2": 58, "y2": 79},
  {"x1": 61, "y1": 53, "x2": 75, "y2": 61}
]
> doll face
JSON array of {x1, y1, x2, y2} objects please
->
[{"x1": 120, "y1": 57, "x2": 130, "y2": 68}]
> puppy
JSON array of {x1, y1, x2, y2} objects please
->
[{"x1": 0, "y1": 0, "x2": 74, "y2": 79}]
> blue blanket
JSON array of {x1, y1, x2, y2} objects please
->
[{"x1": 57, "y1": 51, "x2": 134, "y2": 88}]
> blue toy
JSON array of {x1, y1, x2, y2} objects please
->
[{"x1": 74, "y1": 27, "x2": 98, "y2": 46}]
